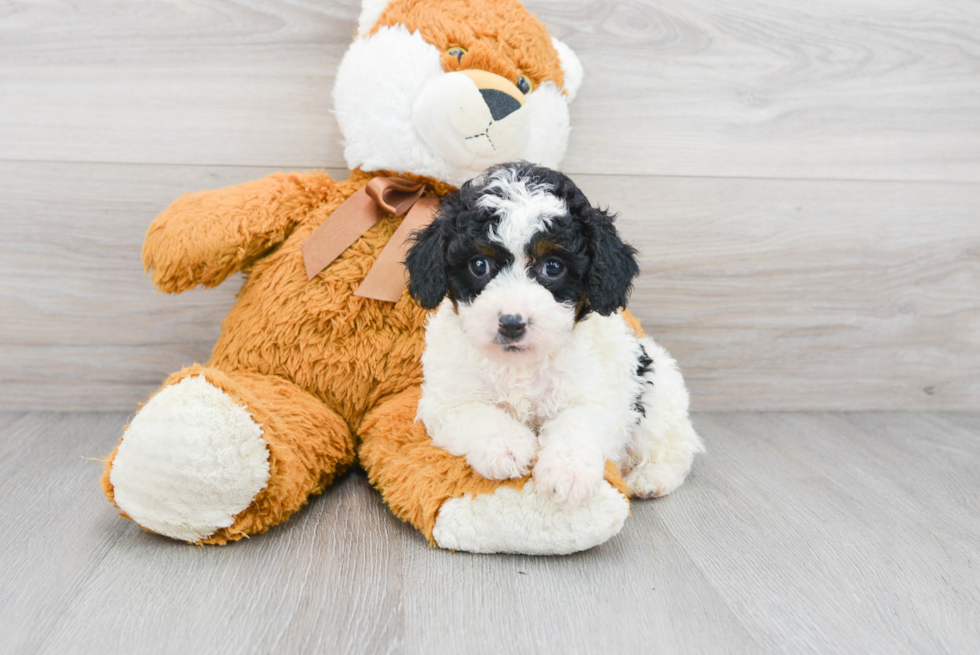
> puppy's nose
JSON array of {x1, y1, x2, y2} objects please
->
[{"x1": 498, "y1": 314, "x2": 526, "y2": 340}]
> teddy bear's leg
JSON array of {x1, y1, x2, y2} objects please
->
[
  {"x1": 102, "y1": 365, "x2": 355, "y2": 544},
  {"x1": 623, "y1": 337, "x2": 705, "y2": 499},
  {"x1": 358, "y1": 387, "x2": 631, "y2": 555}
]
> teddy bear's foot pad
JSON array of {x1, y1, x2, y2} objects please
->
[
  {"x1": 110, "y1": 375, "x2": 270, "y2": 542},
  {"x1": 432, "y1": 479, "x2": 629, "y2": 555}
]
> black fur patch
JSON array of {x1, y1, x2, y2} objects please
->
[
  {"x1": 632, "y1": 342, "x2": 655, "y2": 418},
  {"x1": 405, "y1": 217, "x2": 450, "y2": 310},
  {"x1": 525, "y1": 231, "x2": 589, "y2": 307},
  {"x1": 446, "y1": 239, "x2": 514, "y2": 305},
  {"x1": 406, "y1": 182, "x2": 515, "y2": 308}
]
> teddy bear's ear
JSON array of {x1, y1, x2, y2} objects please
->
[
  {"x1": 357, "y1": 0, "x2": 391, "y2": 37},
  {"x1": 552, "y1": 37, "x2": 584, "y2": 104}
]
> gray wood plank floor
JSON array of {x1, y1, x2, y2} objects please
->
[{"x1": 2, "y1": 411, "x2": 977, "y2": 655}]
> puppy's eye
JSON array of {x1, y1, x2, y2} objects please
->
[
  {"x1": 469, "y1": 256, "x2": 492, "y2": 277},
  {"x1": 447, "y1": 47, "x2": 467, "y2": 63},
  {"x1": 516, "y1": 75, "x2": 532, "y2": 94},
  {"x1": 541, "y1": 258, "x2": 565, "y2": 278}
]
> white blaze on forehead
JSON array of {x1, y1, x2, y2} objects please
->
[{"x1": 476, "y1": 168, "x2": 568, "y2": 260}]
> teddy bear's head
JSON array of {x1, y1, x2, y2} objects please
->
[{"x1": 333, "y1": 0, "x2": 583, "y2": 186}]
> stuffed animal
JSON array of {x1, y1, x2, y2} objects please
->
[{"x1": 100, "y1": 0, "x2": 700, "y2": 555}]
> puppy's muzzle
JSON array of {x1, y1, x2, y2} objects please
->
[{"x1": 498, "y1": 314, "x2": 527, "y2": 342}]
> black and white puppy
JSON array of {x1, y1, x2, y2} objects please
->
[{"x1": 406, "y1": 162, "x2": 704, "y2": 505}]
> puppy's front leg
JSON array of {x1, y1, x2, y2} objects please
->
[
  {"x1": 534, "y1": 406, "x2": 624, "y2": 506},
  {"x1": 421, "y1": 402, "x2": 538, "y2": 481}
]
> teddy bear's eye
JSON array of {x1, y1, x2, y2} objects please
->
[
  {"x1": 516, "y1": 75, "x2": 532, "y2": 94},
  {"x1": 447, "y1": 47, "x2": 467, "y2": 64}
]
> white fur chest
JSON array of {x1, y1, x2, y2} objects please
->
[
  {"x1": 420, "y1": 305, "x2": 638, "y2": 427},
  {"x1": 479, "y1": 357, "x2": 569, "y2": 431},
  {"x1": 418, "y1": 303, "x2": 645, "y2": 443}
]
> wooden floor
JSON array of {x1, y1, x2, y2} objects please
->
[{"x1": 1, "y1": 411, "x2": 977, "y2": 654}]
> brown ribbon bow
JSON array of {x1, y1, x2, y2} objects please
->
[{"x1": 301, "y1": 176, "x2": 440, "y2": 302}]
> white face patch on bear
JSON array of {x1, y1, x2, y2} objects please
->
[
  {"x1": 333, "y1": 25, "x2": 576, "y2": 186},
  {"x1": 412, "y1": 71, "x2": 531, "y2": 173},
  {"x1": 334, "y1": 25, "x2": 447, "y2": 179},
  {"x1": 521, "y1": 81, "x2": 572, "y2": 169}
]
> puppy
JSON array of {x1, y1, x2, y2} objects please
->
[{"x1": 405, "y1": 162, "x2": 704, "y2": 505}]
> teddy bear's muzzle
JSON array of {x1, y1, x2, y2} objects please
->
[{"x1": 412, "y1": 69, "x2": 530, "y2": 171}]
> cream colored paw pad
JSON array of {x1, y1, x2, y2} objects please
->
[
  {"x1": 110, "y1": 375, "x2": 270, "y2": 542},
  {"x1": 432, "y1": 479, "x2": 629, "y2": 555}
]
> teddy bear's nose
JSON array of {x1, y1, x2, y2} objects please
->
[
  {"x1": 479, "y1": 89, "x2": 522, "y2": 121},
  {"x1": 459, "y1": 69, "x2": 526, "y2": 122}
]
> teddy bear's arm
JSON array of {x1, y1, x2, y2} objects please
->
[{"x1": 143, "y1": 172, "x2": 337, "y2": 293}]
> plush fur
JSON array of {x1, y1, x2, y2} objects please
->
[
  {"x1": 408, "y1": 163, "x2": 704, "y2": 507},
  {"x1": 109, "y1": 375, "x2": 270, "y2": 542},
  {"x1": 335, "y1": 0, "x2": 580, "y2": 185},
  {"x1": 432, "y1": 468, "x2": 631, "y2": 555},
  {"x1": 100, "y1": 0, "x2": 671, "y2": 554}
]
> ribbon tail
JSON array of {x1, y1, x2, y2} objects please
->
[
  {"x1": 301, "y1": 187, "x2": 383, "y2": 280},
  {"x1": 354, "y1": 197, "x2": 440, "y2": 302}
]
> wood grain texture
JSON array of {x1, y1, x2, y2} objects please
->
[
  {"x1": 1, "y1": 0, "x2": 979, "y2": 181},
  {"x1": 671, "y1": 412, "x2": 980, "y2": 653},
  {"x1": 0, "y1": 412, "x2": 407, "y2": 655},
  {"x1": 1, "y1": 411, "x2": 977, "y2": 654},
  {"x1": 575, "y1": 174, "x2": 980, "y2": 411},
  {"x1": 2, "y1": 162, "x2": 977, "y2": 411},
  {"x1": 0, "y1": 162, "x2": 344, "y2": 411}
]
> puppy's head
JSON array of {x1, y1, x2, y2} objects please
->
[{"x1": 406, "y1": 162, "x2": 639, "y2": 362}]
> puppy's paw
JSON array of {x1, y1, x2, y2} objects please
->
[
  {"x1": 466, "y1": 430, "x2": 537, "y2": 481},
  {"x1": 624, "y1": 458, "x2": 693, "y2": 499},
  {"x1": 533, "y1": 449, "x2": 603, "y2": 506}
]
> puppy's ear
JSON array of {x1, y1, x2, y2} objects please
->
[
  {"x1": 406, "y1": 216, "x2": 450, "y2": 310},
  {"x1": 585, "y1": 208, "x2": 639, "y2": 316}
]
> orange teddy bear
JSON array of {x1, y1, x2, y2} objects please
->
[{"x1": 100, "y1": 0, "x2": 698, "y2": 554}]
